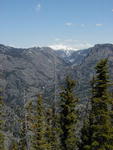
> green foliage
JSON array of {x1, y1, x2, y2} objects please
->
[
  {"x1": 18, "y1": 119, "x2": 27, "y2": 150},
  {"x1": 79, "y1": 59, "x2": 113, "y2": 149},
  {"x1": 45, "y1": 107, "x2": 61, "y2": 150},
  {"x1": 45, "y1": 108, "x2": 53, "y2": 150},
  {"x1": 10, "y1": 141, "x2": 19, "y2": 150},
  {"x1": 60, "y1": 76, "x2": 78, "y2": 150},
  {"x1": 31, "y1": 94, "x2": 48, "y2": 150},
  {"x1": 18, "y1": 101, "x2": 32, "y2": 150},
  {"x1": 78, "y1": 119, "x2": 91, "y2": 150},
  {"x1": 0, "y1": 132, "x2": 5, "y2": 150}
]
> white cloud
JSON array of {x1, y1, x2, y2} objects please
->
[
  {"x1": 54, "y1": 39, "x2": 79, "y2": 43},
  {"x1": 36, "y1": 3, "x2": 41, "y2": 11},
  {"x1": 49, "y1": 44, "x2": 73, "y2": 50},
  {"x1": 96, "y1": 24, "x2": 103, "y2": 27},
  {"x1": 65, "y1": 23, "x2": 86, "y2": 27},
  {"x1": 65, "y1": 22, "x2": 73, "y2": 26},
  {"x1": 49, "y1": 42, "x2": 93, "y2": 50},
  {"x1": 112, "y1": 9, "x2": 113, "y2": 12}
]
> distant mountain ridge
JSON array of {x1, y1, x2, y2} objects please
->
[
  {"x1": 0, "y1": 44, "x2": 69, "y2": 106},
  {"x1": 55, "y1": 48, "x2": 90, "y2": 65},
  {"x1": 0, "y1": 43, "x2": 113, "y2": 107}
]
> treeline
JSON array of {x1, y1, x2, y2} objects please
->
[{"x1": 0, "y1": 59, "x2": 113, "y2": 150}]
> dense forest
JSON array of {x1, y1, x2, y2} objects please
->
[{"x1": 0, "y1": 58, "x2": 113, "y2": 150}]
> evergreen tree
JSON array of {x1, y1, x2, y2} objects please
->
[
  {"x1": 31, "y1": 94, "x2": 47, "y2": 150},
  {"x1": 10, "y1": 140, "x2": 19, "y2": 150},
  {"x1": 60, "y1": 76, "x2": 78, "y2": 150},
  {"x1": 0, "y1": 90, "x2": 5, "y2": 150},
  {"x1": 19, "y1": 101, "x2": 33, "y2": 150},
  {"x1": 78, "y1": 105, "x2": 91, "y2": 150},
  {"x1": 78, "y1": 77, "x2": 95, "y2": 150},
  {"x1": 45, "y1": 108, "x2": 53, "y2": 150},
  {"x1": 78, "y1": 119, "x2": 90, "y2": 150},
  {"x1": 18, "y1": 98, "x2": 33, "y2": 150},
  {"x1": 51, "y1": 107, "x2": 61, "y2": 150},
  {"x1": 45, "y1": 107, "x2": 61, "y2": 150},
  {"x1": 18, "y1": 119, "x2": 27, "y2": 150},
  {"x1": 80, "y1": 59, "x2": 113, "y2": 149}
]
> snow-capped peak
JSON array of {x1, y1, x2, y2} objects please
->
[{"x1": 49, "y1": 44, "x2": 77, "y2": 51}]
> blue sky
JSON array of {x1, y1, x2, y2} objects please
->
[{"x1": 0, "y1": 0, "x2": 113, "y2": 50}]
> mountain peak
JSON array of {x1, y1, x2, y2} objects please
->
[{"x1": 94, "y1": 43, "x2": 113, "y2": 48}]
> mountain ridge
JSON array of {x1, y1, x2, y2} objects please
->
[{"x1": 0, "y1": 43, "x2": 113, "y2": 106}]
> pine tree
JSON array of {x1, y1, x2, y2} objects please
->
[
  {"x1": 0, "y1": 90, "x2": 5, "y2": 150},
  {"x1": 51, "y1": 107, "x2": 61, "y2": 150},
  {"x1": 10, "y1": 140, "x2": 19, "y2": 150},
  {"x1": 31, "y1": 94, "x2": 47, "y2": 150},
  {"x1": 78, "y1": 105, "x2": 91, "y2": 150},
  {"x1": 18, "y1": 96, "x2": 34, "y2": 150},
  {"x1": 45, "y1": 107, "x2": 61, "y2": 150},
  {"x1": 78, "y1": 77, "x2": 95, "y2": 150},
  {"x1": 60, "y1": 76, "x2": 78, "y2": 150},
  {"x1": 78, "y1": 119, "x2": 91, "y2": 150},
  {"x1": 18, "y1": 119, "x2": 27, "y2": 150},
  {"x1": 18, "y1": 101, "x2": 33, "y2": 150},
  {"x1": 80, "y1": 59, "x2": 113, "y2": 149},
  {"x1": 45, "y1": 108, "x2": 53, "y2": 150}
]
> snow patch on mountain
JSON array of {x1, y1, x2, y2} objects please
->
[{"x1": 49, "y1": 44, "x2": 77, "y2": 51}]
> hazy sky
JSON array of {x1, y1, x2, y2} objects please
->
[{"x1": 0, "y1": 0, "x2": 113, "y2": 50}]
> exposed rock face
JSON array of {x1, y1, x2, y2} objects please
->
[{"x1": 0, "y1": 43, "x2": 113, "y2": 107}]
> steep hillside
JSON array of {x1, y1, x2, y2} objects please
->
[
  {"x1": 0, "y1": 45, "x2": 68, "y2": 106},
  {"x1": 74, "y1": 44, "x2": 113, "y2": 101},
  {"x1": 55, "y1": 49, "x2": 90, "y2": 65},
  {"x1": 0, "y1": 43, "x2": 113, "y2": 107}
]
